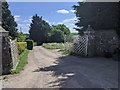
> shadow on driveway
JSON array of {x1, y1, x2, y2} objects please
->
[{"x1": 33, "y1": 55, "x2": 119, "y2": 88}]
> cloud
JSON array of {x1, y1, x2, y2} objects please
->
[
  {"x1": 57, "y1": 17, "x2": 78, "y2": 33},
  {"x1": 58, "y1": 17, "x2": 78, "y2": 24},
  {"x1": 70, "y1": 10, "x2": 76, "y2": 13},
  {"x1": 14, "y1": 15, "x2": 21, "y2": 21},
  {"x1": 57, "y1": 9, "x2": 69, "y2": 14},
  {"x1": 17, "y1": 23, "x2": 30, "y2": 33}
]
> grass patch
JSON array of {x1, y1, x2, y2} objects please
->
[
  {"x1": 43, "y1": 43, "x2": 73, "y2": 55},
  {"x1": 43, "y1": 43, "x2": 65, "y2": 50},
  {"x1": 11, "y1": 49, "x2": 29, "y2": 74}
]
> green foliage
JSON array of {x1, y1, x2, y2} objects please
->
[
  {"x1": 29, "y1": 14, "x2": 51, "y2": 45},
  {"x1": 17, "y1": 42, "x2": 27, "y2": 55},
  {"x1": 11, "y1": 49, "x2": 29, "y2": 74},
  {"x1": 26, "y1": 40, "x2": 34, "y2": 50},
  {"x1": 52, "y1": 24, "x2": 70, "y2": 35},
  {"x1": 43, "y1": 43, "x2": 65, "y2": 50},
  {"x1": 70, "y1": 33, "x2": 79, "y2": 36},
  {"x1": 73, "y1": 2, "x2": 119, "y2": 33},
  {"x1": 43, "y1": 43, "x2": 73, "y2": 55},
  {"x1": 17, "y1": 33, "x2": 27, "y2": 42},
  {"x1": 2, "y1": 1, "x2": 18, "y2": 39},
  {"x1": 50, "y1": 29, "x2": 64, "y2": 43}
]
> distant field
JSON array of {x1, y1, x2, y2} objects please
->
[
  {"x1": 43, "y1": 43, "x2": 65, "y2": 50},
  {"x1": 70, "y1": 33, "x2": 79, "y2": 36}
]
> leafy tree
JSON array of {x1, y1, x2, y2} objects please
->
[
  {"x1": 73, "y1": 2, "x2": 119, "y2": 34},
  {"x1": 2, "y1": 1, "x2": 18, "y2": 39},
  {"x1": 52, "y1": 24, "x2": 70, "y2": 35},
  {"x1": 50, "y1": 28, "x2": 64, "y2": 43},
  {"x1": 29, "y1": 14, "x2": 51, "y2": 45}
]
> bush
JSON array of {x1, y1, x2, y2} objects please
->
[
  {"x1": 17, "y1": 42, "x2": 27, "y2": 55},
  {"x1": 26, "y1": 40, "x2": 34, "y2": 50},
  {"x1": 17, "y1": 33, "x2": 27, "y2": 42}
]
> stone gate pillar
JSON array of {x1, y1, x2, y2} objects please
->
[
  {"x1": 84, "y1": 25, "x2": 95, "y2": 57},
  {"x1": 0, "y1": 1, "x2": 12, "y2": 75}
]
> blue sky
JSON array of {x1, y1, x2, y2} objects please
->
[{"x1": 8, "y1": 2, "x2": 78, "y2": 33}]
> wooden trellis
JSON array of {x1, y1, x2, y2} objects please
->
[
  {"x1": 72, "y1": 36, "x2": 88, "y2": 56},
  {"x1": 10, "y1": 39, "x2": 19, "y2": 69}
]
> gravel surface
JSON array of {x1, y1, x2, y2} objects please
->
[{"x1": 2, "y1": 46, "x2": 118, "y2": 88}]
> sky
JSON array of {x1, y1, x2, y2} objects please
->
[{"x1": 8, "y1": 2, "x2": 79, "y2": 34}]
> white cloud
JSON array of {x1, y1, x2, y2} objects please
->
[
  {"x1": 18, "y1": 23, "x2": 30, "y2": 27},
  {"x1": 58, "y1": 17, "x2": 78, "y2": 24},
  {"x1": 70, "y1": 10, "x2": 76, "y2": 13},
  {"x1": 56, "y1": 17, "x2": 79, "y2": 33},
  {"x1": 17, "y1": 23, "x2": 30, "y2": 33},
  {"x1": 14, "y1": 15, "x2": 21, "y2": 21},
  {"x1": 57, "y1": 9, "x2": 69, "y2": 14}
]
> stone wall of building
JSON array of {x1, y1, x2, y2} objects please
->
[{"x1": 94, "y1": 30, "x2": 119, "y2": 56}]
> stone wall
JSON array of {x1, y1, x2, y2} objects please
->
[
  {"x1": 0, "y1": 36, "x2": 2, "y2": 75},
  {"x1": 94, "y1": 30, "x2": 119, "y2": 56}
]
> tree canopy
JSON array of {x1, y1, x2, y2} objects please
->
[
  {"x1": 29, "y1": 14, "x2": 51, "y2": 45},
  {"x1": 73, "y1": 2, "x2": 119, "y2": 34},
  {"x1": 52, "y1": 24, "x2": 70, "y2": 35},
  {"x1": 2, "y1": 1, "x2": 18, "y2": 39}
]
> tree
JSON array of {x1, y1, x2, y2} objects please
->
[
  {"x1": 2, "y1": 1, "x2": 18, "y2": 39},
  {"x1": 73, "y1": 2, "x2": 119, "y2": 34},
  {"x1": 50, "y1": 28, "x2": 64, "y2": 43},
  {"x1": 29, "y1": 14, "x2": 51, "y2": 45},
  {"x1": 52, "y1": 24, "x2": 70, "y2": 35}
]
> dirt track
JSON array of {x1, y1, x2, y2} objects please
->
[{"x1": 2, "y1": 46, "x2": 118, "y2": 88}]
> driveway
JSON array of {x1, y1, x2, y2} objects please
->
[{"x1": 2, "y1": 46, "x2": 118, "y2": 88}]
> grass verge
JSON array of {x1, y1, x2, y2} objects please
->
[{"x1": 11, "y1": 49, "x2": 29, "y2": 74}]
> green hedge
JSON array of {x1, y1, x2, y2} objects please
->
[
  {"x1": 26, "y1": 40, "x2": 34, "y2": 50},
  {"x1": 17, "y1": 42, "x2": 27, "y2": 55}
]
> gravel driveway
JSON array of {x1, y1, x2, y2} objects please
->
[{"x1": 2, "y1": 46, "x2": 118, "y2": 88}]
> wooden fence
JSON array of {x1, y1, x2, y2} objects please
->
[{"x1": 10, "y1": 39, "x2": 19, "y2": 69}]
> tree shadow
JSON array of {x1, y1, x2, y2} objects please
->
[{"x1": 33, "y1": 55, "x2": 118, "y2": 88}]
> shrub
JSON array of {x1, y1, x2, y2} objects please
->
[
  {"x1": 17, "y1": 42, "x2": 27, "y2": 55},
  {"x1": 17, "y1": 33, "x2": 27, "y2": 42},
  {"x1": 26, "y1": 40, "x2": 34, "y2": 50}
]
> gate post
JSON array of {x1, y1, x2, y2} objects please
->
[{"x1": 84, "y1": 25, "x2": 95, "y2": 57}]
